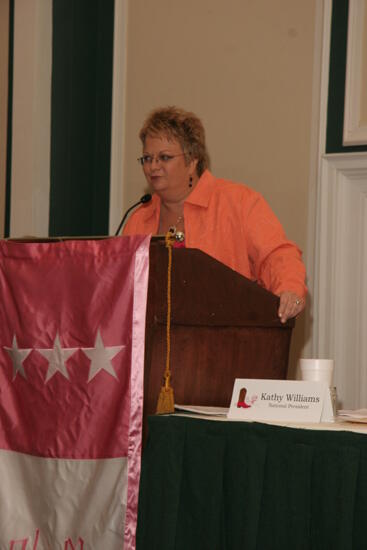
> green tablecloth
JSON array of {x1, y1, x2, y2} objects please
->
[{"x1": 136, "y1": 415, "x2": 367, "y2": 550}]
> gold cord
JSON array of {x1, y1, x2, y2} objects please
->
[
  {"x1": 165, "y1": 233, "x2": 172, "y2": 388},
  {"x1": 155, "y1": 231, "x2": 176, "y2": 414}
]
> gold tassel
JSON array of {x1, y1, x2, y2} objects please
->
[
  {"x1": 156, "y1": 231, "x2": 176, "y2": 415},
  {"x1": 156, "y1": 377, "x2": 175, "y2": 415}
]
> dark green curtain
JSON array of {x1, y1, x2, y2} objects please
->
[
  {"x1": 49, "y1": 0, "x2": 115, "y2": 237},
  {"x1": 137, "y1": 416, "x2": 367, "y2": 550},
  {"x1": 326, "y1": 0, "x2": 367, "y2": 153}
]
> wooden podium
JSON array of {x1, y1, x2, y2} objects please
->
[{"x1": 144, "y1": 239, "x2": 295, "y2": 418}]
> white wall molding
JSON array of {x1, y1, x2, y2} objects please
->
[
  {"x1": 10, "y1": 0, "x2": 52, "y2": 237},
  {"x1": 109, "y1": 0, "x2": 128, "y2": 236},
  {"x1": 343, "y1": 0, "x2": 367, "y2": 146},
  {"x1": 315, "y1": 153, "x2": 367, "y2": 408},
  {"x1": 309, "y1": 1, "x2": 367, "y2": 408},
  {"x1": 304, "y1": 0, "x2": 332, "y2": 359},
  {"x1": 0, "y1": 0, "x2": 9, "y2": 238}
]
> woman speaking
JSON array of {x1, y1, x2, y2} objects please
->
[{"x1": 123, "y1": 106, "x2": 306, "y2": 323}]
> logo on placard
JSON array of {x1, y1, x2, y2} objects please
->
[{"x1": 236, "y1": 387, "x2": 258, "y2": 409}]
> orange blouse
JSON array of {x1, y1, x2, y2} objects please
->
[{"x1": 123, "y1": 170, "x2": 307, "y2": 298}]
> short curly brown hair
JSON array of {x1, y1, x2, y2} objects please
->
[{"x1": 139, "y1": 106, "x2": 209, "y2": 177}]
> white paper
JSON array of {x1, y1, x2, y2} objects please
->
[
  {"x1": 174, "y1": 404, "x2": 228, "y2": 416},
  {"x1": 337, "y1": 409, "x2": 367, "y2": 423}
]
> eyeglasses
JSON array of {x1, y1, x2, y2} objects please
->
[{"x1": 137, "y1": 153, "x2": 186, "y2": 166}]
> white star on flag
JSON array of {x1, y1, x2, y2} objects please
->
[
  {"x1": 81, "y1": 330, "x2": 125, "y2": 382},
  {"x1": 4, "y1": 335, "x2": 32, "y2": 380},
  {"x1": 37, "y1": 333, "x2": 78, "y2": 383}
]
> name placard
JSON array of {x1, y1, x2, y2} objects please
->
[{"x1": 227, "y1": 379, "x2": 334, "y2": 423}]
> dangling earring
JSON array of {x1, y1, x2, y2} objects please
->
[{"x1": 189, "y1": 176, "x2": 193, "y2": 188}]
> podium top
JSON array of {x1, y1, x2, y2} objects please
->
[{"x1": 4, "y1": 235, "x2": 166, "y2": 243}]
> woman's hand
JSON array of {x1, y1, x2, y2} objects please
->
[{"x1": 278, "y1": 291, "x2": 305, "y2": 323}]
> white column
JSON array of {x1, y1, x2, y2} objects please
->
[
  {"x1": 109, "y1": 0, "x2": 129, "y2": 236},
  {"x1": 0, "y1": 0, "x2": 10, "y2": 238},
  {"x1": 10, "y1": 0, "x2": 52, "y2": 237}
]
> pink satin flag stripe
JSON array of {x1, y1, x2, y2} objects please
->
[
  {"x1": 0, "y1": 236, "x2": 149, "y2": 460},
  {"x1": 124, "y1": 236, "x2": 151, "y2": 550}
]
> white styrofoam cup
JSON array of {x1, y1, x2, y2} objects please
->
[{"x1": 299, "y1": 358, "x2": 334, "y2": 386}]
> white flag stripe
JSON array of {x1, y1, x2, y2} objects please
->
[{"x1": 0, "y1": 449, "x2": 127, "y2": 549}]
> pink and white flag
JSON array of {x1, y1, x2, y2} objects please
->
[{"x1": 0, "y1": 235, "x2": 150, "y2": 549}]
